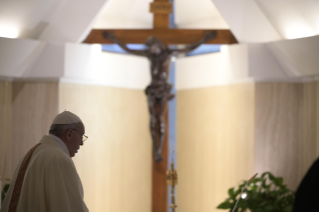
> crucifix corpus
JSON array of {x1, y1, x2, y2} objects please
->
[
  {"x1": 103, "y1": 30, "x2": 217, "y2": 162},
  {"x1": 84, "y1": 1, "x2": 237, "y2": 211},
  {"x1": 84, "y1": 0, "x2": 236, "y2": 163}
]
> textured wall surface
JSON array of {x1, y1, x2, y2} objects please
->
[
  {"x1": 177, "y1": 83, "x2": 255, "y2": 212},
  {"x1": 255, "y1": 82, "x2": 318, "y2": 190},
  {"x1": 254, "y1": 83, "x2": 303, "y2": 189},
  {"x1": 1, "y1": 79, "x2": 318, "y2": 212},
  {"x1": 59, "y1": 83, "x2": 152, "y2": 212},
  {"x1": 301, "y1": 82, "x2": 317, "y2": 178},
  {"x1": 177, "y1": 81, "x2": 319, "y2": 212},
  {"x1": 11, "y1": 81, "x2": 59, "y2": 171},
  {"x1": 0, "y1": 81, "x2": 12, "y2": 182}
]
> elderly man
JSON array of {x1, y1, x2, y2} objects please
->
[{"x1": 1, "y1": 111, "x2": 89, "y2": 212}]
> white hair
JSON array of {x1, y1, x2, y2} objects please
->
[{"x1": 49, "y1": 123, "x2": 79, "y2": 138}]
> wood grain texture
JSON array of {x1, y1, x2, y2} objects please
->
[
  {"x1": 12, "y1": 82, "x2": 59, "y2": 173},
  {"x1": 255, "y1": 83, "x2": 310, "y2": 190},
  {"x1": 301, "y1": 82, "x2": 317, "y2": 177},
  {"x1": 59, "y1": 83, "x2": 152, "y2": 212},
  {"x1": 83, "y1": 29, "x2": 238, "y2": 45},
  {"x1": 0, "y1": 81, "x2": 12, "y2": 182},
  {"x1": 150, "y1": 2, "x2": 172, "y2": 15},
  {"x1": 153, "y1": 14, "x2": 170, "y2": 29},
  {"x1": 177, "y1": 83, "x2": 255, "y2": 212},
  {"x1": 152, "y1": 0, "x2": 170, "y2": 29}
]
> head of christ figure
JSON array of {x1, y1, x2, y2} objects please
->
[
  {"x1": 49, "y1": 111, "x2": 87, "y2": 157},
  {"x1": 145, "y1": 37, "x2": 166, "y2": 55}
]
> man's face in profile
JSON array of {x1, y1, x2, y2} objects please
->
[{"x1": 68, "y1": 122, "x2": 85, "y2": 157}]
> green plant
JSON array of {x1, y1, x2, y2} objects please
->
[
  {"x1": 217, "y1": 172, "x2": 295, "y2": 212},
  {"x1": 1, "y1": 179, "x2": 10, "y2": 204}
]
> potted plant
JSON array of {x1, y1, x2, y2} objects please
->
[{"x1": 217, "y1": 172, "x2": 295, "y2": 212}]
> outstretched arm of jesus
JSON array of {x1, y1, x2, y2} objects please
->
[
  {"x1": 103, "y1": 32, "x2": 146, "y2": 56},
  {"x1": 171, "y1": 30, "x2": 217, "y2": 55}
]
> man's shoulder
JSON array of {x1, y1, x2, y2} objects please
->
[
  {"x1": 34, "y1": 142, "x2": 71, "y2": 163},
  {"x1": 31, "y1": 147, "x2": 76, "y2": 173},
  {"x1": 37, "y1": 135, "x2": 68, "y2": 155}
]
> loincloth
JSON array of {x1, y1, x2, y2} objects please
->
[{"x1": 145, "y1": 83, "x2": 174, "y2": 99}]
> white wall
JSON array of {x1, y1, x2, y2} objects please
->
[
  {"x1": 175, "y1": 0, "x2": 229, "y2": 29},
  {"x1": 211, "y1": 0, "x2": 282, "y2": 43},
  {"x1": 64, "y1": 43, "x2": 150, "y2": 89},
  {"x1": 93, "y1": 0, "x2": 153, "y2": 29},
  {"x1": 0, "y1": 0, "x2": 109, "y2": 43},
  {"x1": 267, "y1": 35, "x2": 319, "y2": 77},
  {"x1": 39, "y1": 0, "x2": 109, "y2": 43},
  {"x1": 175, "y1": 39, "x2": 318, "y2": 90},
  {"x1": 0, "y1": 37, "x2": 43, "y2": 77},
  {"x1": 0, "y1": 37, "x2": 150, "y2": 89},
  {"x1": 1, "y1": 34, "x2": 319, "y2": 90},
  {"x1": 255, "y1": 0, "x2": 319, "y2": 39}
]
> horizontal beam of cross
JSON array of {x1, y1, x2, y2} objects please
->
[{"x1": 83, "y1": 29, "x2": 238, "y2": 45}]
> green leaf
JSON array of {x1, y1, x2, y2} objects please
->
[
  {"x1": 268, "y1": 172, "x2": 275, "y2": 181},
  {"x1": 234, "y1": 188, "x2": 242, "y2": 197},
  {"x1": 217, "y1": 172, "x2": 295, "y2": 212},
  {"x1": 217, "y1": 201, "x2": 232, "y2": 209},
  {"x1": 4, "y1": 184, "x2": 10, "y2": 193},
  {"x1": 252, "y1": 178, "x2": 261, "y2": 184},
  {"x1": 228, "y1": 187, "x2": 235, "y2": 198},
  {"x1": 261, "y1": 172, "x2": 269, "y2": 178},
  {"x1": 262, "y1": 179, "x2": 267, "y2": 188},
  {"x1": 273, "y1": 177, "x2": 284, "y2": 186}
]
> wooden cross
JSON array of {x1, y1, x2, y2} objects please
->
[
  {"x1": 83, "y1": 2, "x2": 237, "y2": 212},
  {"x1": 83, "y1": 1, "x2": 237, "y2": 45}
]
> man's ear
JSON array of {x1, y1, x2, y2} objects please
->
[{"x1": 66, "y1": 129, "x2": 73, "y2": 141}]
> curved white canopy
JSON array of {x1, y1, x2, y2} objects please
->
[{"x1": 0, "y1": 0, "x2": 319, "y2": 88}]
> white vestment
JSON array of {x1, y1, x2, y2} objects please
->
[{"x1": 0, "y1": 136, "x2": 89, "y2": 212}]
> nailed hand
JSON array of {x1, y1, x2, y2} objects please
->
[
  {"x1": 205, "y1": 30, "x2": 217, "y2": 41},
  {"x1": 103, "y1": 31, "x2": 115, "y2": 41}
]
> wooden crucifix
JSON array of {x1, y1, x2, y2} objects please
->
[
  {"x1": 103, "y1": 30, "x2": 217, "y2": 163},
  {"x1": 83, "y1": 1, "x2": 237, "y2": 212}
]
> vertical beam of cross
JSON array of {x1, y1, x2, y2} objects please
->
[
  {"x1": 150, "y1": 1, "x2": 171, "y2": 212},
  {"x1": 152, "y1": 0, "x2": 171, "y2": 29}
]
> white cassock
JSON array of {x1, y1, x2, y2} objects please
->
[{"x1": 0, "y1": 135, "x2": 89, "y2": 212}]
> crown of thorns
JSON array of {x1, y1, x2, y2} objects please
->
[{"x1": 145, "y1": 37, "x2": 166, "y2": 49}]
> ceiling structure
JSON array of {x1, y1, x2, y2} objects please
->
[
  {"x1": 0, "y1": 0, "x2": 319, "y2": 88},
  {"x1": 93, "y1": 0, "x2": 229, "y2": 29},
  {"x1": 1, "y1": 0, "x2": 318, "y2": 43}
]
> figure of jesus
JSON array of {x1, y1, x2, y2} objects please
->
[{"x1": 103, "y1": 30, "x2": 217, "y2": 162}]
